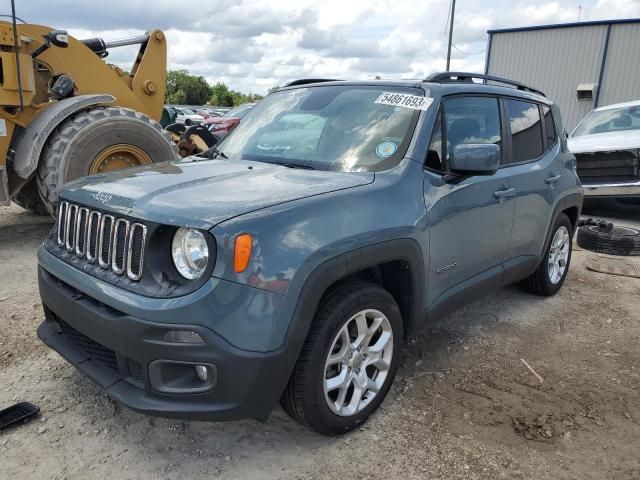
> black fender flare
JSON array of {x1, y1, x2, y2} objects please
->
[
  {"x1": 539, "y1": 191, "x2": 583, "y2": 261},
  {"x1": 285, "y1": 237, "x2": 425, "y2": 349},
  {"x1": 268, "y1": 238, "x2": 425, "y2": 403},
  {"x1": 12, "y1": 94, "x2": 115, "y2": 179}
]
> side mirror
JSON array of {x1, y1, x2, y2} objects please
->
[{"x1": 449, "y1": 143, "x2": 500, "y2": 176}]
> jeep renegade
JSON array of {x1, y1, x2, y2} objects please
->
[{"x1": 37, "y1": 73, "x2": 583, "y2": 435}]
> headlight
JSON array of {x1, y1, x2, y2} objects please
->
[{"x1": 171, "y1": 227, "x2": 209, "y2": 279}]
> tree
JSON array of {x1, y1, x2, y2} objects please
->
[
  {"x1": 209, "y1": 82, "x2": 234, "y2": 107},
  {"x1": 209, "y1": 83, "x2": 264, "y2": 107},
  {"x1": 165, "y1": 70, "x2": 212, "y2": 105}
]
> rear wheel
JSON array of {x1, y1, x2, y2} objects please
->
[
  {"x1": 281, "y1": 281, "x2": 403, "y2": 435},
  {"x1": 36, "y1": 107, "x2": 177, "y2": 216}
]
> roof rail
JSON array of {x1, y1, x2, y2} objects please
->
[
  {"x1": 424, "y1": 72, "x2": 546, "y2": 98},
  {"x1": 285, "y1": 78, "x2": 343, "y2": 87}
]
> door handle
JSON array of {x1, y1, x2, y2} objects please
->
[
  {"x1": 545, "y1": 174, "x2": 562, "y2": 184},
  {"x1": 494, "y1": 188, "x2": 516, "y2": 203}
]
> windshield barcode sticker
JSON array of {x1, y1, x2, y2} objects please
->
[{"x1": 374, "y1": 92, "x2": 433, "y2": 111}]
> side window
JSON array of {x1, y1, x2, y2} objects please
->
[
  {"x1": 426, "y1": 109, "x2": 443, "y2": 172},
  {"x1": 541, "y1": 105, "x2": 557, "y2": 146},
  {"x1": 443, "y1": 96, "x2": 502, "y2": 163},
  {"x1": 504, "y1": 99, "x2": 544, "y2": 163}
]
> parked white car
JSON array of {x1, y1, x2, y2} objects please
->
[
  {"x1": 174, "y1": 107, "x2": 205, "y2": 126},
  {"x1": 569, "y1": 100, "x2": 640, "y2": 200}
]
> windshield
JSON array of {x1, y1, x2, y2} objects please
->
[
  {"x1": 218, "y1": 86, "x2": 424, "y2": 172},
  {"x1": 181, "y1": 108, "x2": 196, "y2": 115},
  {"x1": 226, "y1": 105, "x2": 253, "y2": 118},
  {"x1": 573, "y1": 105, "x2": 640, "y2": 136}
]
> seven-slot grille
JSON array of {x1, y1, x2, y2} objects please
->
[{"x1": 56, "y1": 201, "x2": 147, "y2": 281}]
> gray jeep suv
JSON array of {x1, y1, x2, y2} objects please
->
[{"x1": 37, "y1": 73, "x2": 583, "y2": 435}]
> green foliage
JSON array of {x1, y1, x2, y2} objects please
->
[
  {"x1": 165, "y1": 70, "x2": 263, "y2": 107},
  {"x1": 209, "y1": 82, "x2": 235, "y2": 107},
  {"x1": 165, "y1": 70, "x2": 212, "y2": 105}
]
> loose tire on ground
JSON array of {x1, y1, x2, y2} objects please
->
[
  {"x1": 281, "y1": 281, "x2": 403, "y2": 435},
  {"x1": 577, "y1": 224, "x2": 640, "y2": 256},
  {"x1": 36, "y1": 107, "x2": 178, "y2": 216},
  {"x1": 521, "y1": 213, "x2": 573, "y2": 296},
  {"x1": 12, "y1": 179, "x2": 49, "y2": 215}
]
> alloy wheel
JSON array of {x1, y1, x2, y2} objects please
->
[
  {"x1": 323, "y1": 309, "x2": 394, "y2": 417},
  {"x1": 548, "y1": 225, "x2": 570, "y2": 284}
]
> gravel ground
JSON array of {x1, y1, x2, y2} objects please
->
[{"x1": 1, "y1": 204, "x2": 639, "y2": 480}]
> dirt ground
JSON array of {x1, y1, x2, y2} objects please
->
[{"x1": 1, "y1": 204, "x2": 639, "y2": 480}]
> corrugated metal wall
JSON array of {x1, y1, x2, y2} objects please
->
[
  {"x1": 598, "y1": 24, "x2": 640, "y2": 107},
  {"x1": 486, "y1": 22, "x2": 640, "y2": 131}
]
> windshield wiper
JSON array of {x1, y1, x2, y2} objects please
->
[
  {"x1": 281, "y1": 162, "x2": 315, "y2": 170},
  {"x1": 255, "y1": 159, "x2": 315, "y2": 170},
  {"x1": 200, "y1": 146, "x2": 228, "y2": 159}
]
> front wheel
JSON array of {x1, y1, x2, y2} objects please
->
[
  {"x1": 521, "y1": 213, "x2": 573, "y2": 296},
  {"x1": 281, "y1": 281, "x2": 403, "y2": 435}
]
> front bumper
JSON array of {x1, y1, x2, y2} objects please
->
[
  {"x1": 37, "y1": 265, "x2": 301, "y2": 421},
  {"x1": 582, "y1": 180, "x2": 640, "y2": 198}
]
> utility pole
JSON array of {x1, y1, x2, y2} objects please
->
[{"x1": 446, "y1": 0, "x2": 456, "y2": 71}]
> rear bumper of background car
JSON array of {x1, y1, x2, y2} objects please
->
[{"x1": 582, "y1": 180, "x2": 640, "y2": 198}]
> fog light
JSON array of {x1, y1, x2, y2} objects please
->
[
  {"x1": 162, "y1": 330, "x2": 204, "y2": 344},
  {"x1": 195, "y1": 365, "x2": 208, "y2": 381}
]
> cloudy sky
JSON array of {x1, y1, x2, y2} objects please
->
[{"x1": 18, "y1": 0, "x2": 640, "y2": 94}]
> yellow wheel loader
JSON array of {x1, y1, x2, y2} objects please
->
[{"x1": 0, "y1": 19, "x2": 178, "y2": 215}]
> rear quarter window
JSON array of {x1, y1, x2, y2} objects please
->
[{"x1": 504, "y1": 98, "x2": 544, "y2": 164}]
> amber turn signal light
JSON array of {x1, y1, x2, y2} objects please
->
[{"x1": 234, "y1": 234, "x2": 252, "y2": 273}]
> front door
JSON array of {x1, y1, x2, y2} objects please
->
[{"x1": 423, "y1": 95, "x2": 516, "y2": 307}]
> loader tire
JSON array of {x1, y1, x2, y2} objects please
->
[
  {"x1": 36, "y1": 107, "x2": 178, "y2": 216},
  {"x1": 13, "y1": 179, "x2": 49, "y2": 215}
]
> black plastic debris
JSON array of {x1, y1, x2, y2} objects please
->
[{"x1": 0, "y1": 402, "x2": 40, "y2": 431}]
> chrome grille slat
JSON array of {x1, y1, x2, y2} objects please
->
[
  {"x1": 65, "y1": 204, "x2": 78, "y2": 251},
  {"x1": 75, "y1": 208, "x2": 90, "y2": 257},
  {"x1": 127, "y1": 223, "x2": 147, "y2": 281},
  {"x1": 57, "y1": 201, "x2": 68, "y2": 247},
  {"x1": 86, "y1": 211, "x2": 101, "y2": 263},
  {"x1": 111, "y1": 219, "x2": 130, "y2": 275},
  {"x1": 98, "y1": 215, "x2": 115, "y2": 269},
  {"x1": 54, "y1": 202, "x2": 146, "y2": 281}
]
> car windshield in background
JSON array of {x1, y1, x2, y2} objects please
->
[
  {"x1": 572, "y1": 105, "x2": 640, "y2": 136},
  {"x1": 218, "y1": 86, "x2": 423, "y2": 172},
  {"x1": 181, "y1": 108, "x2": 196, "y2": 115},
  {"x1": 225, "y1": 105, "x2": 253, "y2": 118}
]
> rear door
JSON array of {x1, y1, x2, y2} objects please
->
[
  {"x1": 424, "y1": 95, "x2": 516, "y2": 306},
  {"x1": 499, "y1": 99, "x2": 560, "y2": 282}
]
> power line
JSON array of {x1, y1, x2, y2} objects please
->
[{"x1": 451, "y1": 43, "x2": 486, "y2": 56}]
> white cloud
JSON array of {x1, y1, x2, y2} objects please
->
[{"x1": 20, "y1": 0, "x2": 640, "y2": 95}]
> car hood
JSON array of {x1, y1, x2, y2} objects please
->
[
  {"x1": 60, "y1": 158, "x2": 374, "y2": 229},
  {"x1": 568, "y1": 130, "x2": 640, "y2": 153},
  {"x1": 206, "y1": 116, "x2": 239, "y2": 123}
]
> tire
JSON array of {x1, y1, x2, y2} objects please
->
[
  {"x1": 36, "y1": 107, "x2": 178, "y2": 216},
  {"x1": 521, "y1": 213, "x2": 573, "y2": 296},
  {"x1": 281, "y1": 281, "x2": 403, "y2": 435},
  {"x1": 12, "y1": 179, "x2": 49, "y2": 215},
  {"x1": 577, "y1": 224, "x2": 640, "y2": 256}
]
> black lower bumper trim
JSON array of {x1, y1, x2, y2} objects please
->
[{"x1": 37, "y1": 266, "x2": 301, "y2": 421}]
